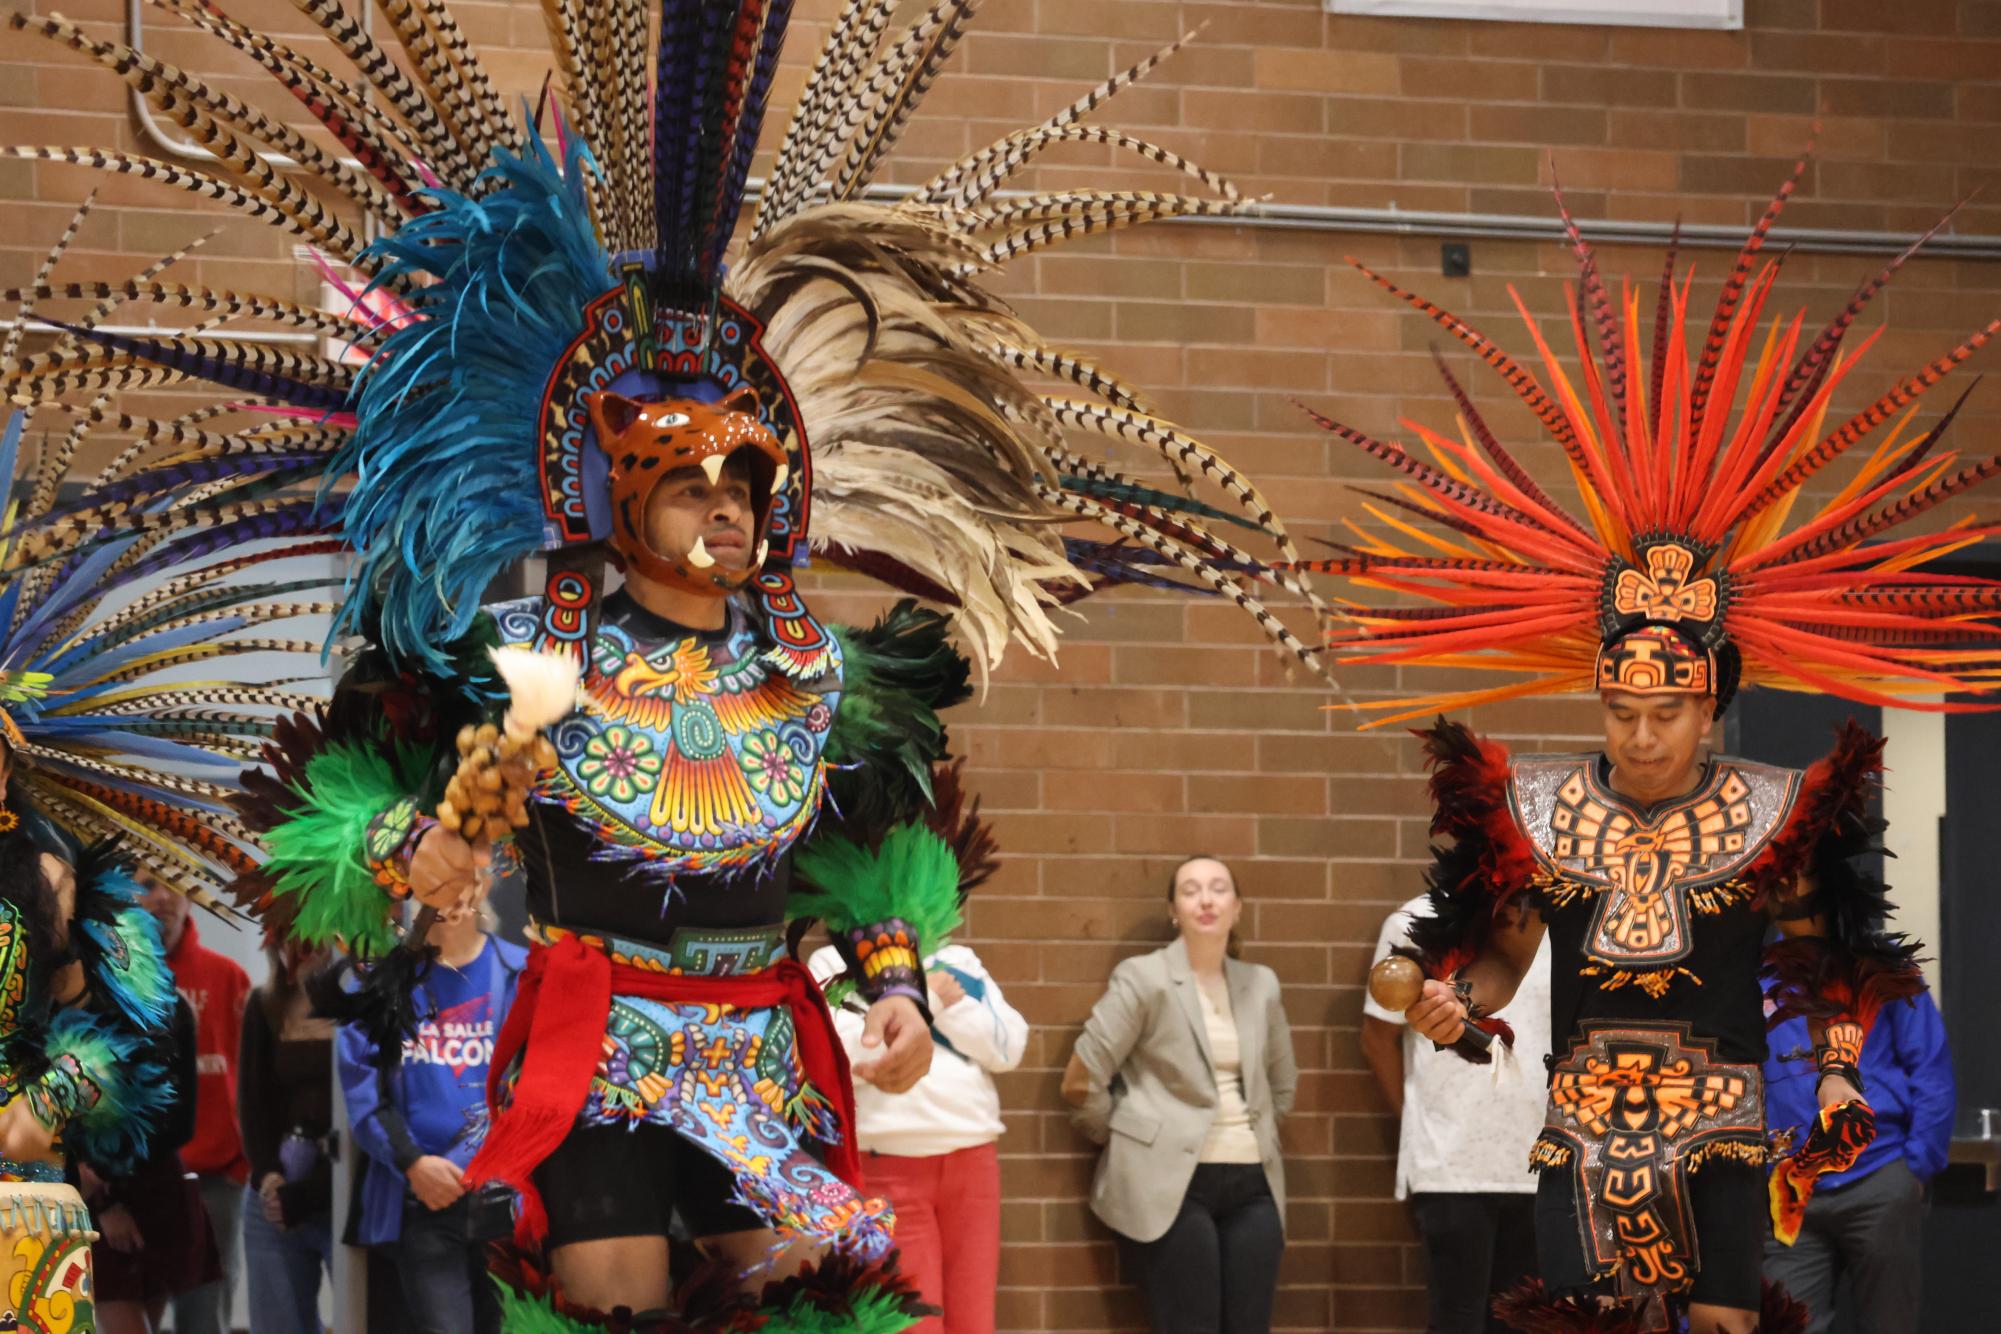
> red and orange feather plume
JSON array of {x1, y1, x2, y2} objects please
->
[{"x1": 1291, "y1": 151, "x2": 2001, "y2": 726}]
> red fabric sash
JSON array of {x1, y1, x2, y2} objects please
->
[{"x1": 463, "y1": 934, "x2": 860, "y2": 1247}]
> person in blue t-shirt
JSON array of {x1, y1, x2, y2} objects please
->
[
  {"x1": 1762, "y1": 986, "x2": 1954, "y2": 1334},
  {"x1": 339, "y1": 904, "x2": 526, "y2": 1334}
]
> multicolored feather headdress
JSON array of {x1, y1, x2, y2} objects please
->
[
  {"x1": 4, "y1": 0, "x2": 1322, "y2": 682},
  {"x1": 0, "y1": 293, "x2": 338, "y2": 911},
  {"x1": 1295, "y1": 149, "x2": 2001, "y2": 725}
]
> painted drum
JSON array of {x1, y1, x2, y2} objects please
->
[{"x1": 0, "y1": 1180, "x2": 95, "y2": 1333}]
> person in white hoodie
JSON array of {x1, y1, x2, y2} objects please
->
[{"x1": 809, "y1": 941, "x2": 1028, "y2": 1334}]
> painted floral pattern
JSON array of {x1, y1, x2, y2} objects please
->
[
  {"x1": 576, "y1": 725, "x2": 663, "y2": 803},
  {"x1": 740, "y1": 730, "x2": 808, "y2": 806}
]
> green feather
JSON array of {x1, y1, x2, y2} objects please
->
[
  {"x1": 73, "y1": 851, "x2": 175, "y2": 1031},
  {"x1": 489, "y1": 1280, "x2": 600, "y2": 1334},
  {"x1": 38, "y1": 1005, "x2": 173, "y2": 1171},
  {"x1": 264, "y1": 740, "x2": 424, "y2": 956},
  {"x1": 790, "y1": 822, "x2": 963, "y2": 949},
  {"x1": 825, "y1": 600, "x2": 972, "y2": 840},
  {"x1": 755, "y1": 1287, "x2": 928, "y2": 1334},
  {"x1": 1059, "y1": 474, "x2": 1261, "y2": 530},
  {"x1": 489, "y1": 1268, "x2": 925, "y2": 1333}
]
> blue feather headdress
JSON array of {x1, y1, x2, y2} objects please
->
[{"x1": 333, "y1": 133, "x2": 613, "y2": 673}]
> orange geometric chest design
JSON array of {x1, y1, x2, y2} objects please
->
[{"x1": 1509, "y1": 755, "x2": 1803, "y2": 968}]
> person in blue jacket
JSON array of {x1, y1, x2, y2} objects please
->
[
  {"x1": 1762, "y1": 986, "x2": 1954, "y2": 1333},
  {"x1": 338, "y1": 904, "x2": 526, "y2": 1334}
]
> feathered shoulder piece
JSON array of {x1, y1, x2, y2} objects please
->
[
  {"x1": 68, "y1": 841, "x2": 175, "y2": 1034},
  {"x1": 1757, "y1": 723, "x2": 1924, "y2": 1032},
  {"x1": 823, "y1": 600, "x2": 973, "y2": 843},
  {"x1": 1406, "y1": 719, "x2": 1539, "y2": 979},
  {"x1": 1293, "y1": 146, "x2": 2001, "y2": 725},
  {"x1": 1746, "y1": 721, "x2": 1882, "y2": 899}
]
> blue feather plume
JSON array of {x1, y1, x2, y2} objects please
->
[{"x1": 332, "y1": 131, "x2": 612, "y2": 672}]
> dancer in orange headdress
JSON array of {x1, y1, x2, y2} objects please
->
[{"x1": 1301, "y1": 149, "x2": 2000, "y2": 1334}]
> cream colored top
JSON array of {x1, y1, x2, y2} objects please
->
[{"x1": 1197, "y1": 980, "x2": 1263, "y2": 1164}]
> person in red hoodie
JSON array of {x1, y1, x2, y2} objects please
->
[{"x1": 142, "y1": 873, "x2": 252, "y2": 1334}]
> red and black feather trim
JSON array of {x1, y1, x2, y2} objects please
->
[
  {"x1": 1751, "y1": 722, "x2": 1926, "y2": 1031},
  {"x1": 1490, "y1": 1279, "x2": 1649, "y2": 1333},
  {"x1": 1406, "y1": 719, "x2": 1539, "y2": 981}
]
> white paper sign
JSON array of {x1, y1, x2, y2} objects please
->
[{"x1": 1327, "y1": 0, "x2": 1742, "y2": 29}]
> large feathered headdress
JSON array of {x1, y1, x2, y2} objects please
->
[
  {"x1": 4, "y1": 0, "x2": 1321, "y2": 681},
  {"x1": 1295, "y1": 148, "x2": 2001, "y2": 725},
  {"x1": 0, "y1": 230, "x2": 340, "y2": 910}
]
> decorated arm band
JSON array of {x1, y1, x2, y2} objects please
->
[
  {"x1": 1814, "y1": 1020, "x2": 1866, "y2": 1096},
  {"x1": 836, "y1": 918, "x2": 930, "y2": 1020},
  {"x1": 363, "y1": 798, "x2": 434, "y2": 903}
]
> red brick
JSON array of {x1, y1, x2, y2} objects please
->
[{"x1": 1682, "y1": 70, "x2": 1818, "y2": 115}]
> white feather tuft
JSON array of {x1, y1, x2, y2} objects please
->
[{"x1": 488, "y1": 646, "x2": 583, "y2": 735}]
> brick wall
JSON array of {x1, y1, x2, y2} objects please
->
[{"x1": 6, "y1": 1, "x2": 2001, "y2": 1328}]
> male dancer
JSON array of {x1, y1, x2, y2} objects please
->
[{"x1": 1305, "y1": 156, "x2": 1998, "y2": 1332}]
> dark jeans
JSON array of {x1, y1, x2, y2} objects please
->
[
  {"x1": 1409, "y1": 1192, "x2": 1537, "y2": 1334},
  {"x1": 1762, "y1": 1157, "x2": 1926, "y2": 1334},
  {"x1": 384, "y1": 1196, "x2": 502, "y2": 1334},
  {"x1": 1122, "y1": 1163, "x2": 1285, "y2": 1334}
]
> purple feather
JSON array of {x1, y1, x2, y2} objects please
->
[
  {"x1": 651, "y1": 0, "x2": 703, "y2": 288},
  {"x1": 124, "y1": 501, "x2": 337, "y2": 581},
  {"x1": 44, "y1": 320, "x2": 348, "y2": 413},
  {"x1": 13, "y1": 454, "x2": 325, "y2": 534}
]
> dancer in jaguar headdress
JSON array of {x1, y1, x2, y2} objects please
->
[
  {"x1": 1301, "y1": 153, "x2": 2001, "y2": 1334},
  {"x1": 1, "y1": 1, "x2": 1319, "y2": 1327}
]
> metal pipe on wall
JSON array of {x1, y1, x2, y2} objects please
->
[
  {"x1": 0, "y1": 317, "x2": 319, "y2": 345},
  {"x1": 120, "y1": 0, "x2": 2001, "y2": 262}
]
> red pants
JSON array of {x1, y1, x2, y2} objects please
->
[{"x1": 867, "y1": 1142, "x2": 1002, "y2": 1334}]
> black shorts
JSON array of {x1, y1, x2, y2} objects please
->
[
  {"x1": 533, "y1": 1123, "x2": 764, "y2": 1246},
  {"x1": 1535, "y1": 1161, "x2": 1764, "y2": 1312}
]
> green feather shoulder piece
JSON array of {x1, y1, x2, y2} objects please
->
[
  {"x1": 36, "y1": 1005, "x2": 173, "y2": 1172},
  {"x1": 825, "y1": 601, "x2": 972, "y2": 840}
]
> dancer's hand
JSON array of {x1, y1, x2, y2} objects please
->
[
  {"x1": 854, "y1": 995, "x2": 931, "y2": 1092},
  {"x1": 1405, "y1": 978, "x2": 1468, "y2": 1044},
  {"x1": 406, "y1": 1155, "x2": 466, "y2": 1211},
  {"x1": 407, "y1": 827, "x2": 490, "y2": 913}
]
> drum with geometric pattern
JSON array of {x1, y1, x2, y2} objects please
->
[{"x1": 0, "y1": 1182, "x2": 94, "y2": 1333}]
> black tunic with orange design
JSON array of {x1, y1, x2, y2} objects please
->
[{"x1": 1510, "y1": 750, "x2": 1800, "y2": 1064}]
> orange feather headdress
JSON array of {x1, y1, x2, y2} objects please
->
[{"x1": 1297, "y1": 148, "x2": 2001, "y2": 727}]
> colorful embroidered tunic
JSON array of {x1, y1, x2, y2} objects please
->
[{"x1": 267, "y1": 590, "x2": 966, "y2": 1263}]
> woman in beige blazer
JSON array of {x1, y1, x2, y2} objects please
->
[{"x1": 1062, "y1": 856, "x2": 1298, "y2": 1334}]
